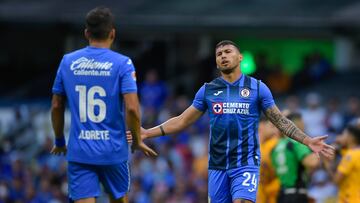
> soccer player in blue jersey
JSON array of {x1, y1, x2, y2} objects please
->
[
  {"x1": 128, "y1": 40, "x2": 335, "y2": 203},
  {"x1": 50, "y1": 7, "x2": 157, "y2": 203}
]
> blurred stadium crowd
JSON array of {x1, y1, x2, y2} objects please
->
[{"x1": 0, "y1": 67, "x2": 359, "y2": 203}]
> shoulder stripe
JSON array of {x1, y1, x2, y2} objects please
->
[
  {"x1": 209, "y1": 77, "x2": 224, "y2": 86},
  {"x1": 243, "y1": 75, "x2": 251, "y2": 89}
]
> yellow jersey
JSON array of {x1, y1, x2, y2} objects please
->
[
  {"x1": 337, "y1": 148, "x2": 360, "y2": 203},
  {"x1": 257, "y1": 137, "x2": 280, "y2": 203}
]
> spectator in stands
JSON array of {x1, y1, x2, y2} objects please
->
[
  {"x1": 307, "y1": 52, "x2": 332, "y2": 82},
  {"x1": 302, "y1": 92, "x2": 327, "y2": 137},
  {"x1": 343, "y1": 97, "x2": 360, "y2": 125},
  {"x1": 296, "y1": 52, "x2": 332, "y2": 88},
  {"x1": 253, "y1": 52, "x2": 272, "y2": 82},
  {"x1": 139, "y1": 69, "x2": 168, "y2": 111},
  {"x1": 285, "y1": 95, "x2": 301, "y2": 113},
  {"x1": 265, "y1": 64, "x2": 292, "y2": 95},
  {"x1": 325, "y1": 98, "x2": 344, "y2": 142}
]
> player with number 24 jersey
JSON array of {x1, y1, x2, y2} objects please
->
[{"x1": 128, "y1": 40, "x2": 335, "y2": 203}]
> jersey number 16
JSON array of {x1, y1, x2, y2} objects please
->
[{"x1": 75, "y1": 85, "x2": 106, "y2": 123}]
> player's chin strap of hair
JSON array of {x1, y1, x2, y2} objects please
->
[{"x1": 159, "y1": 125, "x2": 166, "y2": 136}]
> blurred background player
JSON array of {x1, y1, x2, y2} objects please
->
[
  {"x1": 271, "y1": 111, "x2": 320, "y2": 203},
  {"x1": 128, "y1": 40, "x2": 335, "y2": 203},
  {"x1": 257, "y1": 116, "x2": 280, "y2": 203},
  {"x1": 324, "y1": 118, "x2": 360, "y2": 203},
  {"x1": 50, "y1": 7, "x2": 157, "y2": 203}
]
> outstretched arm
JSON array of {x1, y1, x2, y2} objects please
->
[
  {"x1": 264, "y1": 105, "x2": 307, "y2": 143},
  {"x1": 144, "y1": 106, "x2": 204, "y2": 139},
  {"x1": 264, "y1": 105, "x2": 335, "y2": 159}
]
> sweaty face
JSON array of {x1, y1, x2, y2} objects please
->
[{"x1": 215, "y1": 45, "x2": 242, "y2": 74}]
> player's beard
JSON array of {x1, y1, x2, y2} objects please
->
[{"x1": 217, "y1": 65, "x2": 237, "y2": 75}]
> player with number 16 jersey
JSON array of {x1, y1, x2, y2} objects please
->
[
  {"x1": 52, "y1": 46, "x2": 136, "y2": 164},
  {"x1": 50, "y1": 7, "x2": 156, "y2": 202}
]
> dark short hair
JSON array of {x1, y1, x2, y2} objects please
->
[
  {"x1": 286, "y1": 112, "x2": 302, "y2": 122},
  {"x1": 85, "y1": 7, "x2": 115, "y2": 40},
  {"x1": 346, "y1": 118, "x2": 360, "y2": 144},
  {"x1": 215, "y1": 40, "x2": 240, "y2": 52}
]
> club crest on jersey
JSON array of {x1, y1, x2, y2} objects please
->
[
  {"x1": 212, "y1": 103, "x2": 223, "y2": 114},
  {"x1": 240, "y1": 88, "x2": 251, "y2": 98}
]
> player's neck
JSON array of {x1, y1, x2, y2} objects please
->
[
  {"x1": 89, "y1": 39, "x2": 112, "y2": 49},
  {"x1": 221, "y1": 69, "x2": 242, "y2": 83}
]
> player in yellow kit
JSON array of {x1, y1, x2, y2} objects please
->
[
  {"x1": 257, "y1": 117, "x2": 280, "y2": 203},
  {"x1": 325, "y1": 118, "x2": 360, "y2": 203}
]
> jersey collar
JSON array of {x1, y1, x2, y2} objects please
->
[{"x1": 220, "y1": 74, "x2": 244, "y2": 86}]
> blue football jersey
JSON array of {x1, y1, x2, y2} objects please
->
[
  {"x1": 52, "y1": 46, "x2": 137, "y2": 165},
  {"x1": 192, "y1": 75, "x2": 275, "y2": 170}
]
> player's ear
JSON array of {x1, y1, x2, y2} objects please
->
[
  {"x1": 239, "y1": 53, "x2": 243, "y2": 62},
  {"x1": 84, "y1": 29, "x2": 90, "y2": 40},
  {"x1": 109, "y1": 29, "x2": 115, "y2": 40}
]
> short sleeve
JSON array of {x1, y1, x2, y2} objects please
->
[
  {"x1": 120, "y1": 58, "x2": 137, "y2": 94},
  {"x1": 192, "y1": 85, "x2": 207, "y2": 112},
  {"x1": 293, "y1": 141, "x2": 312, "y2": 161},
  {"x1": 337, "y1": 152, "x2": 353, "y2": 176},
  {"x1": 52, "y1": 57, "x2": 66, "y2": 95},
  {"x1": 259, "y1": 81, "x2": 275, "y2": 111}
]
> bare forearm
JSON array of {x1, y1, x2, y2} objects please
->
[
  {"x1": 146, "y1": 116, "x2": 186, "y2": 138},
  {"x1": 145, "y1": 106, "x2": 204, "y2": 139},
  {"x1": 126, "y1": 109, "x2": 141, "y2": 144},
  {"x1": 265, "y1": 106, "x2": 309, "y2": 144},
  {"x1": 51, "y1": 107, "x2": 65, "y2": 139}
]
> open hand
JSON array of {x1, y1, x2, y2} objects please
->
[
  {"x1": 50, "y1": 146, "x2": 67, "y2": 156},
  {"x1": 131, "y1": 141, "x2": 157, "y2": 157},
  {"x1": 126, "y1": 127, "x2": 148, "y2": 143},
  {"x1": 306, "y1": 135, "x2": 335, "y2": 159}
]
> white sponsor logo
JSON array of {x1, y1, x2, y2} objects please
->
[
  {"x1": 78, "y1": 130, "x2": 110, "y2": 140},
  {"x1": 212, "y1": 102, "x2": 250, "y2": 115},
  {"x1": 127, "y1": 59, "x2": 132, "y2": 65},
  {"x1": 214, "y1": 90, "x2": 223, "y2": 96},
  {"x1": 71, "y1": 57, "x2": 113, "y2": 76}
]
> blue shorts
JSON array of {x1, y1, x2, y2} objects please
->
[
  {"x1": 208, "y1": 166, "x2": 259, "y2": 203},
  {"x1": 68, "y1": 161, "x2": 130, "y2": 201}
]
